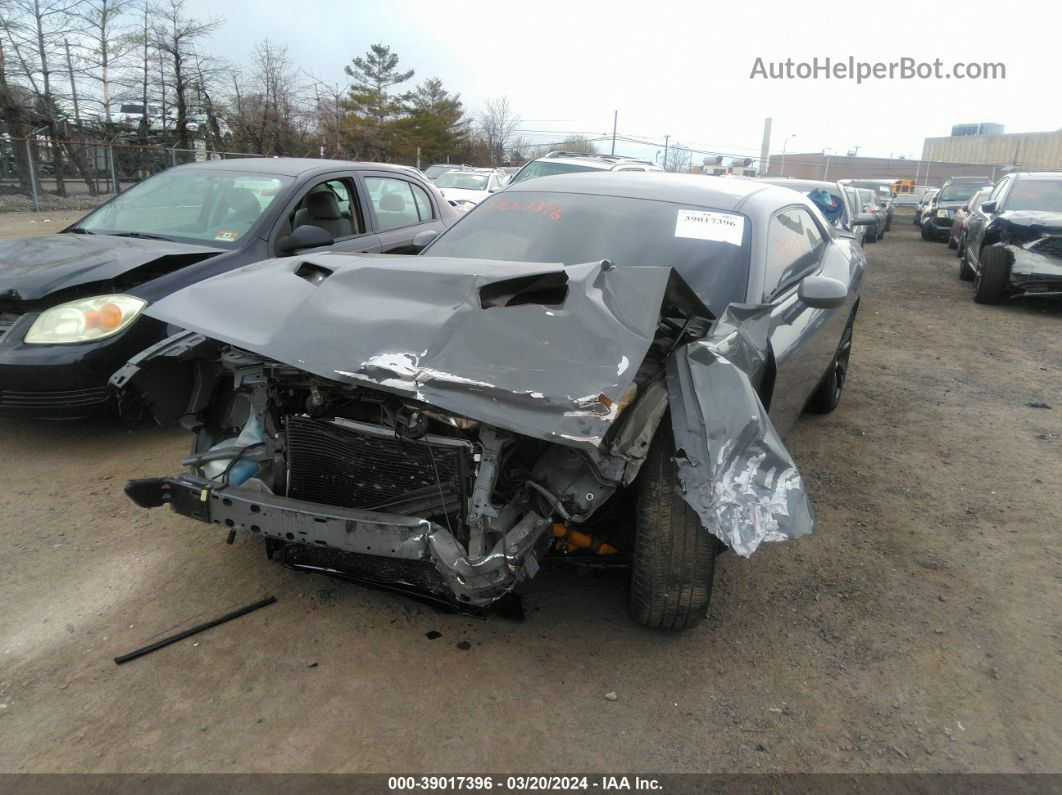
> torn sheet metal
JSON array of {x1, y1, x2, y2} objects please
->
[
  {"x1": 667, "y1": 304, "x2": 814, "y2": 557},
  {"x1": 143, "y1": 254, "x2": 709, "y2": 450}
]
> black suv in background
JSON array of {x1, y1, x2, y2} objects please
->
[{"x1": 921, "y1": 177, "x2": 994, "y2": 242}]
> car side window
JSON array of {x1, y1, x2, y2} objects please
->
[
  {"x1": 988, "y1": 178, "x2": 1009, "y2": 207},
  {"x1": 366, "y1": 177, "x2": 423, "y2": 231},
  {"x1": 289, "y1": 178, "x2": 363, "y2": 239},
  {"x1": 764, "y1": 208, "x2": 826, "y2": 300},
  {"x1": 409, "y1": 182, "x2": 435, "y2": 222}
]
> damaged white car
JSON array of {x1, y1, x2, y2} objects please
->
[{"x1": 113, "y1": 173, "x2": 870, "y2": 629}]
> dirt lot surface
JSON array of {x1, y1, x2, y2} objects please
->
[{"x1": 1, "y1": 212, "x2": 1059, "y2": 774}]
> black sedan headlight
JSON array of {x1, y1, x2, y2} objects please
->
[{"x1": 25, "y1": 294, "x2": 148, "y2": 344}]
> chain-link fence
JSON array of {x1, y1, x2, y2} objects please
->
[{"x1": 0, "y1": 135, "x2": 262, "y2": 212}]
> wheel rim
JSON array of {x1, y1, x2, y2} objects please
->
[{"x1": 833, "y1": 325, "x2": 853, "y2": 400}]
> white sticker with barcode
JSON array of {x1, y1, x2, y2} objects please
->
[{"x1": 674, "y1": 210, "x2": 744, "y2": 246}]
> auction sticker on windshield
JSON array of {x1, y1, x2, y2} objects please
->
[{"x1": 675, "y1": 209, "x2": 744, "y2": 246}]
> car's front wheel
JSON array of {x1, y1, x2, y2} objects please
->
[
  {"x1": 973, "y1": 246, "x2": 1010, "y2": 304},
  {"x1": 629, "y1": 423, "x2": 717, "y2": 630},
  {"x1": 920, "y1": 223, "x2": 934, "y2": 241}
]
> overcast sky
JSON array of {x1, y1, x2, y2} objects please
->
[{"x1": 187, "y1": 0, "x2": 1056, "y2": 165}]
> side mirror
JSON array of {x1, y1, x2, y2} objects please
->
[
  {"x1": 488, "y1": 184, "x2": 503, "y2": 193},
  {"x1": 981, "y1": 200, "x2": 998, "y2": 214},
  {"x1": 799, "y1": 275, "x2": 848, "y2": 309},
  {"x1": 411, "y1": 229, "x2": 440, "y2": 251},
  {"x1": 278, "y1": 224, "x2": 334, "y2": 254},
  {"x1": 851, "y1": 213, "x2": 876, "y2": 227}
]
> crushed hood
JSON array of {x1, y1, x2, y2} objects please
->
[
  {"x1": 0, "y1": 233, "x2": 223, "y2": 301},
  {"x1": 993, "y1": 210, "x2": 1062, "y2": 237},
  {"x1": 144, "y1": 253, "x2": 710, "y2": 449}
]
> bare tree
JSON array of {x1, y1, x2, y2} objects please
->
[
  {"x1": 1, "y1": 0, "x2": 84, "y2": 194},
  {"x1": 664, "y1": 141, "x2": 693, "y2": 173},
  {"x1": 478, "y1": 95, "x2": 520, "y2": 166},
  {"x1": 227, "y1": 41, "x2": 306, "y2": 156},
  {"x1": 152, "y1": 0, "x2": 219, "y2": 148},
  {"x1": 73, "y1": 0, "x2": 134, "y2": 122}
]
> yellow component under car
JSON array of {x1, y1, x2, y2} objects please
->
[{"x1": 552, "y1": 522, "x2": 618, "y2": 555}]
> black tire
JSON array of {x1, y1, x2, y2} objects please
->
[
  {"x1": 958, "y1": 243, "x2": 975, "y2": 281},
  {"x1": 948, "y1": 233, "x2": 958, "y2": 249},
  {"x1": 629, "y1": 424, "x2": 717, "y2": 630},
  {"x1": 920, "y1": 223, "x2": 934, "y2": 241},
  {"x1": 865, "y1": 226, "x2": 876, "y2": 244},
  {"x1": 973, "y1": 246, "x2": 1010, "y2": 304},
  {"x1": 885, "y1": 215, "x2": 892, "y2": 232},
  {"x1": 807, "y1": 309, "x2": 855, "y2": 414}
]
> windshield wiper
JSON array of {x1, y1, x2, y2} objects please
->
[
  {"x1": 110, "y1": 231, "x2": 175, "y2": 242},
  {"x1": 64, "y1": 227, "x2": 95, "y2": 234}
]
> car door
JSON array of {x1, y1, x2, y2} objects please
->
[
  {"x1": 269, "y1": 172, "x2": 382, "y2": 257},
  {"x1": 762, "y1": 206, "x2": 855, "y2": 434},
  {"x1": 362, "y1": 172, "x2": 448, "y2": 253}
]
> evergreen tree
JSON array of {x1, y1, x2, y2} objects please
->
[
  {"x1": 342, "y1": 42, "x2": 413, "y2": 160},
  {"x1": 392, "y1": 77, "x2": 469, "y2": 164}
]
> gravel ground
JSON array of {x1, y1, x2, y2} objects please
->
[{"x1": 0, "y1": 212, "x2": 1059, "y2": 773}]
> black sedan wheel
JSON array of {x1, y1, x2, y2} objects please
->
[
  {"x1": 807, "y1": 310, "x2": 855, "y2": 414},
  {"x1": 630, "y1": 423, "x2": 717, "y2": 630},
  {"x1": 973, "y1": 246, "x2": 1011, "y2": 304},
  {"x1": 920, "y1": 223, "x2": 934, "y2": 241}
]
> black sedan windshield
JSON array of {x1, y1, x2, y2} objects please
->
[
  {"x1": 75, "y1": 168, "x2": 292, "y2": 248},
  {"x1": 1006, "y1": 180, "x2": 1062, "y2": 212},
  {"x1": 939, "y1": 184, "x2": 989, "y2": 202},
  {"x1": 427, "y1": 191, "x2": 751, "y2": 315}
]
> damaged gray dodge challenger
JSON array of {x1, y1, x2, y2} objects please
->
[{"x1": 114, "y1": 173, "x2": 870, "y2": 629}]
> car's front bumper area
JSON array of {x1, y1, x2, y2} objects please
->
[
  {"x1": 0, "y1": 314, "x2": 167, "y2": 418},
  {"x1": 125, "y1": 474, "x2": 551, "y2": 608},
  {"x1": 1008, "y1": 247, "x2": 1062, "y2": 295},
  {"x1": 925, "y1": 214, "x2": 955, "y2": 238}
]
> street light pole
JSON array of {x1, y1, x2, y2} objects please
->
[{"x1": 780, "y1": 134, "x2": 796, "y2": 177}]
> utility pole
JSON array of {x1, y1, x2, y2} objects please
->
[
  {"x1": 610, "y1": 110, "x2": 617, "y2": 155},
  {"x1": 663, "y1": 135, "x2": 669, "y2": 170},
  {"x1": 780, "y1": 133, "x2": 796, "y2": 177}
]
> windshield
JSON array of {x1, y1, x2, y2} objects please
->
[
  {"x1": 939, "y1": 183, "x2": 991, "y2": 202},
  {"x1": 424, "y1": 164, "x2": 457, "y2": 180},
  {"x1": 1005, "y1": 179, "x2": 1062, "y2": 212},
  {"x1": 509, "y1": 161, "x2": 599, "y2": 184},
  {"x1": 75, "y1": 168, "x2": 291, "y2": 247},
  {"x1": 436, "y1": 172, "x2": 490, "y2": 190},
  {"x1": 426, "y1": 190, "x2": 751, "y2": 316}
]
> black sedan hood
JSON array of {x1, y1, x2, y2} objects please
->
[
  {"x1": 994, "y1": 210, "x2": 1062, "y2": 236},
  {"x1": 0, "y1": 233, "x2": 224, "y2": 301}
]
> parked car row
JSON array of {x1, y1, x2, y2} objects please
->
[
  {"x1": 917, "y1": 171, "x2": 1062, "y2": 305},
  {"x1": 0, "y1": 158, "x2": 867, "y2": 629}
]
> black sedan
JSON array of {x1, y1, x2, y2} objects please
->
[
  {"x1": 118, "y1": 173, "x2": 866, "y2": 629},
  {"x1": 959, "y1": 172, "x2": 1062, "y2": 303},
  {"x1": 0, "y1": 158, "x2": 458, "y2": 418}
]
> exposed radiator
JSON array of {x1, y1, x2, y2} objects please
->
[{"x1": 285, "y1": 415, "x2": 472, "y2": 520}]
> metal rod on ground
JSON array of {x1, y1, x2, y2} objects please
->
[
  {"x1": 25, "y1": 140, "x2": 39, "y2": 212},
  {"x1": 113, "y1": 595, "x2": 277, "y2": 665}
]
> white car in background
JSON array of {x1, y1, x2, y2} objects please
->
[{"x1": 433, "y1": 168, "x2": 506, "y2": 210}]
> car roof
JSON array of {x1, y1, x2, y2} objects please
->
[
  {"x1": 169, "y1": 157, "x2": 419, "y2": 178},
  {"x1": 1013, "y1": 171, "x2": 1062, "y2": 180},
  {"x1": 504, "y1": 171, "x2": 785, "y2": 213}
]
